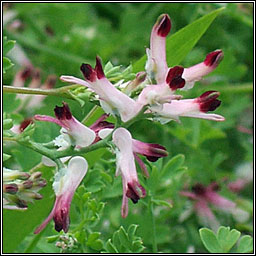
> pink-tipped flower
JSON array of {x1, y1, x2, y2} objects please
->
[
  {"x1": 146, "y1": 14, "x2": 223, "y2": 91},
  {"x1": 146, "y1": 14, "x2": 171, "y2": 84},
  {"x1": 180, "y1": 182, "x2": 238, "y2": 231},
  {"x1": 34, "y1": 102, "x2": 96, "y2": 148},
  {"x1": 151, "y1": 90, "x2": 225, "y2": 123},
  {"x1": 60, "y1": 57, "x2": 143, "y2": 122},
  {"x1": 34, "y1": 156, "x2": 88, "y2": 234},
  {"x1": 12, "y1": 67, "x2": 32, "y2": 88},
  {"x1": 112, "y1": 128, "x2": 146, "y2": 218},
  {"x1": 181, "y1": 50, "x2": 224, "y2": 90}
]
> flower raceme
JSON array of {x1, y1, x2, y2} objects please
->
[
  {"x1": 61, "y1": 57, "x2": 143, "y2": 122},
  {"x1": 34, "y1": 102, "x2": 96, "y2": 148},
  {"x1": 34, "y1": 156, "x2": 88, "y2": 234}
]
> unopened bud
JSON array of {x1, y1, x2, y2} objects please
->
[
  {"x1": 22, "y1": 191, "x2": 43, "y2": 200},
  {"x1": 124, "y1": 72, "x2": 147, "y2": 94},
  {"x1": 21, "y1": 180, "x2": 34, "y2": 189},
  {"x1": 30, "y1": 171, "x2": 42, "y2": 180},
  {"x1": 3, "y1": 169, "x2": 30, "y2": 181},
  {"x1": 3, "y1": 183, "x2": 18, "y2": 194}
]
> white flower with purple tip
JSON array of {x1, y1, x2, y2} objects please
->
[{"x1": 34, "y1": 156, "x2": 88, "y2": 234}]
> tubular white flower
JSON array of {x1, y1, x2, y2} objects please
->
[
  {"x1": 34, "y1": 102, "x2": 96, "y2": 148},
  {"x1": 34, "y1": 156, "x2": 88, "y2": 234},
  {"x1": 112, "y1": 128, "x2": 146, "y2": 218},
  {"x1": 150, "y1": 91, "x2": 225, "y2": 123},
  {"x1": 61, "y1": 57, "x2": 143, "y2": 122}
]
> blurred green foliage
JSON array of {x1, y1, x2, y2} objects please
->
[{"x1": 3, "y1": 2, "x2": 253, "y2": 253}]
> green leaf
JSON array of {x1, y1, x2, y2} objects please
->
[
  {"x1": 3, "y1": 37, "x2": 16, "y2": 55},
  {"x1": 118, "y1": 226, "x2": 131, "y2": 250},
  {"x1": 3, "y1": 57, "x2": 14, "y2": 73},
  {"x1": 160, "y1": 154, "x2": 185, "y2": 180},
  {"x1": 199, "y1": 228, "x2": 223, "y2": 253},
  {"x1": 86, "y1": 232, "x2": 103, "y2": 251},
  {"x1": 133, "y1": 7, "x2": 225, "y2": 72},
  {"x1": 105, "y1": 239, "x2": 118, "y2": 253},
  {"x1": 127, "y1": 224, "x2": 138, "y2": 241},
  {"x1": 151, "y1": 199, "x2": 173, "y2": 208},
  {"x1": 3, "y1": 119, "x2": 13, "y2": 130},
  {"x1": 217, "y1": 226, "x2": 241, "y2": 253},
  {"x1": 236, "y1": 235, "x2": 253, "y2": 253}
]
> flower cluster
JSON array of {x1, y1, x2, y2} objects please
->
[
  {"x1": 3, "y1": 168, "x2": 46, "y2": 210},
  {"x1": 32, "y1": 14, "x2": 224, "y2": 234}
]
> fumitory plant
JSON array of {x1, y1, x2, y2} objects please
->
[{"x1": 3, "y1": 3, "x2": 253, "y2": 254}]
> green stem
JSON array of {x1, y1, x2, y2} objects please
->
[
  {"x1": 200, "y1": 83, "x2": 253, "y2": 94},
  {"x1": 55, "y1": 136, "x2": 111, "y2": 158},
  {"x1": 3, "y1": 85, "x2": 80, "y2": 100},
  {"x1": 18, "y1": 140, "x2": 58, "y2": 160},
  {"x1": 148, "y1": 196, "x2": 158, "y2": 253}
]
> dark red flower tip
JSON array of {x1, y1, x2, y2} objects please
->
[
  {"x1": 20, "y1": 67, "x2": 32, "y2": 80},
  {"x1": 192, "y1": 183, "x2": 206, "y2": 195},
  {"x1": 146, "y1": 144, "x2": 168, "y2": 162},
  {"x1": 95, "y1": 56, "x2": 105, "y2": 79},
  {"x1": 204, "y1": 50, "x2": 223, "y2": 67},
  {"x1": 4, "y1": 184, "x2": 18, "y2": 194},
  {"x1": 126, "y1": 182, "x2": 146, "y2": 204},
  {"x1": 156, "y1": 14, "x2": 171, "y2": 37},
  {"x1": 19, "y1": 118, "x2": 34, "y2": 132},
  {"x1": 80, "y1": 63, "x2": 96, "y2": 82},
  {"x1": 166, "y1": 66, "x2": 185, "y2": 90},
  {"x1": 54, "y1": 208, "x2": 70, "y2": 233},
  {"x1": 54, "y1": 102, "x2": 72, "y2": 120},
  {"x1": 197, "y1": 91, "x2": 221, "y2": 112}
]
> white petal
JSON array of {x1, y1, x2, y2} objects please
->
[
  {"x1": 98, "y1": 128, "x2": 114, "y2": 139},
  {"x1": 53, "y1": 156, "x2": 88, "y2": 196},
  {"x1": 60, "y1": 75, "x2": 92, "y2": 88}
]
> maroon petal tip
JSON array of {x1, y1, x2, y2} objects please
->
[
  {"x1": 197, "y1": 91, "x2": 221, "y2": 112},
  {"x1": 166, "y1": 66, "x2": 185, "y2": 90},
  {"x1": 80, "y1": 63, "x2": 96, "y2": 82},
  {"x1": 54, "y1": 102, "x2": 72, "y2": 120},
  {"x1": 53, "y1": 208, "x2": 70, "y2": 233},
  {"x1": 19, "y1": 118, "x2": 34, "y2": 132},
  {"x1": 192, "y1": 183, "x2": 206, "y2": 195},
  {"x1": 95, "y1": 56, "x2": 105, "y2": 79},
  {"x1": 126, "y1": 182, "x2": 146, "y2": 204},
  {"x1": 157, "y1": 14, "x2": 171, "y2": 37},
  {"x1": 20, "y1": 67, "x2": 32, "y2": 80},
  {"x1": 204, "y1": 50, "x2": 223, "y2": 67}
]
